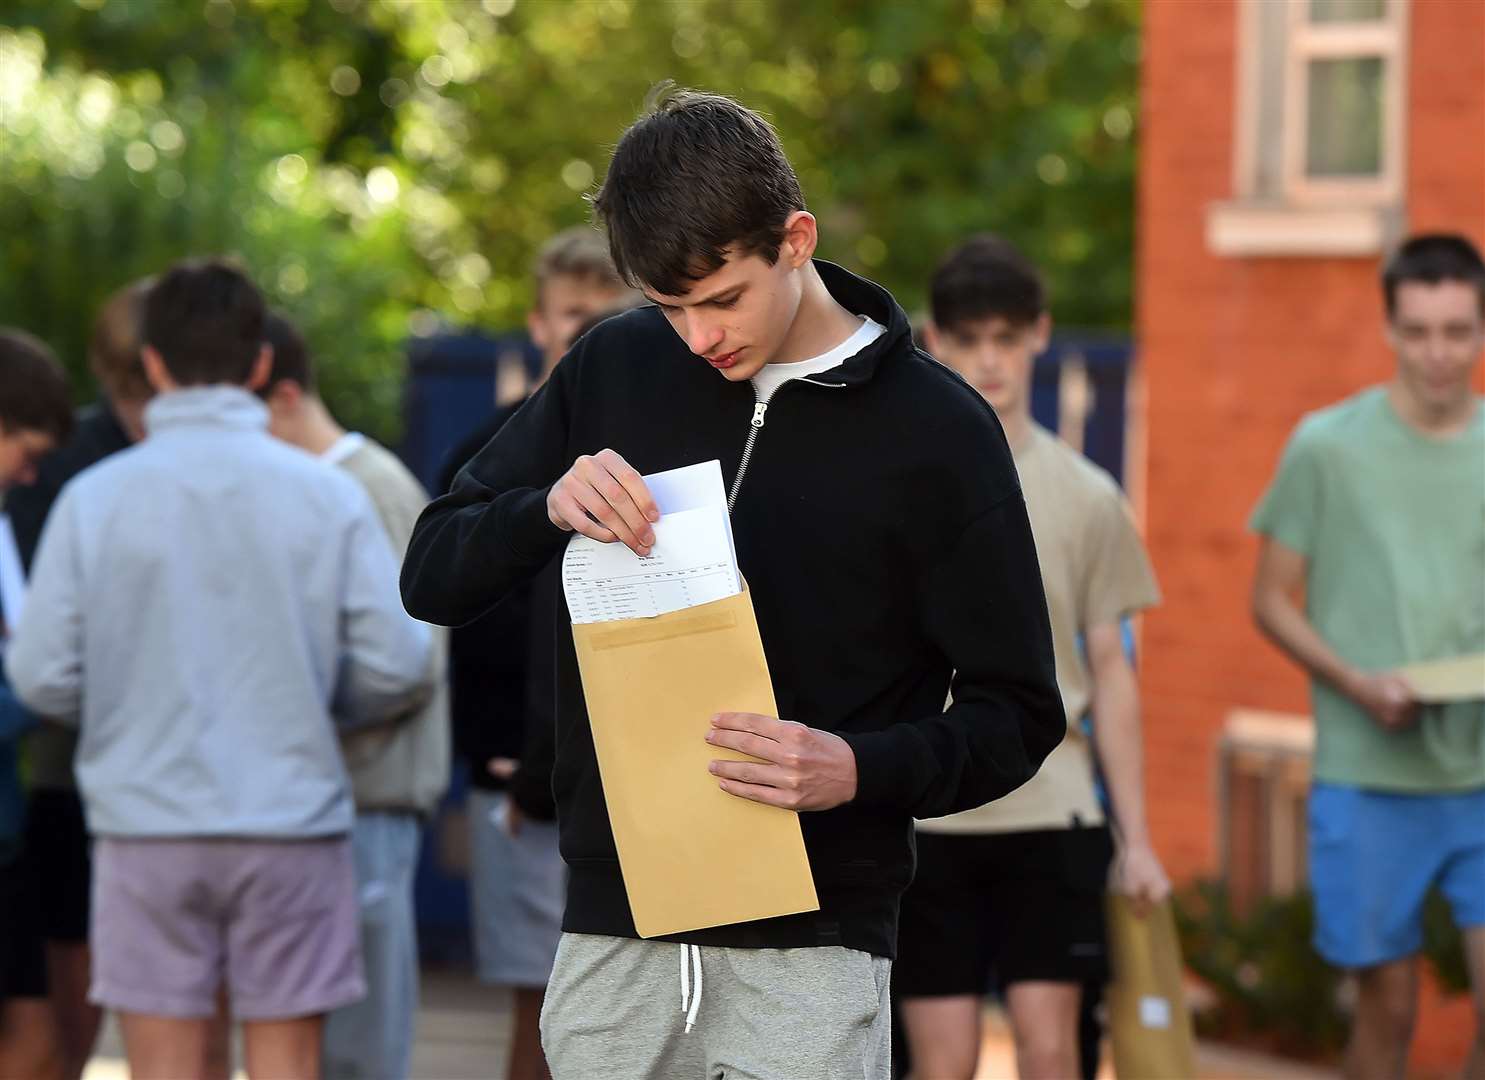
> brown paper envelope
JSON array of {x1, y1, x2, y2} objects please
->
[
  {"x1": 570, "y1": 585, "x2": 819, "y2": 938},
  {"x1": 1106, "y1": 895, "x2": 1197, "y2": 1079},
  {"x1": 1398, "y1": 653, "x2": 1485, "y2": 703}
]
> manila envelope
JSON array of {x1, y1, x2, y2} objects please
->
[
  {"x1": 570, "y1": 584, "x2": 819, "y2": 938},
  {"x1": 1106, "y1": 895, "x2": 1197, "y2": 1079},
  {"x1": 1398, "y1": 652, "x2": 1485, "y2": 704}
]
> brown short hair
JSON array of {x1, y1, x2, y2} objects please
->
[
  {"x1": 90, "y1": 278, "x2": 154, "y2": 403},
  {"x1": 534, "y1": 227, "x2": 626, "y2": 300},
  {"x1": 0, "y1": 329, "x2": 74, "y2": 443},
  {"x1": 143, "y1": 258, "x2": 266, "y2": 386},
  {"x1": 592, "y1": 87, "x2": 805, "y2": 296}
]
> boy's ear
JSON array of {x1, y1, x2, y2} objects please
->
[
  {"x1": 779, "y1": 210, "x2": 818, "y2": 269},
  {"x1": 1030, "y1": 312, "x2": 1053, "y2": 354},
  {"x1": 922, "y1": 319, "x2": 942, "y2": 357}
]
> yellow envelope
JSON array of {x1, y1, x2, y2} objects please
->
[
  {"x1": 1399, "y1": 653, "x2": 1485, "y2": 703},
  {"x1": 570, "y1": 584, "x2": 819, "y2": 938},
  {"x1": 1106, "y1": 895, "x2": 1197, "y2": 1079}
]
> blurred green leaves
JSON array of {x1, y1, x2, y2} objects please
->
[{"x1": 1, "y1": 0, "x2": 1139, "y2": 441}]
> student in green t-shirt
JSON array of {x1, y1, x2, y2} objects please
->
[{"x1": 1251, "y1": 233, "x2": 1485, "y2": 1080}]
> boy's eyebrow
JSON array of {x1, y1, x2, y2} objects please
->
[{"x1": 646, "y1": 282, "x2": 748, "y2": 307}]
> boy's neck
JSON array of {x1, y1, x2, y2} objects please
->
[
  {"x1": 997, "y1": 406, "x2": 1035, "y2": 452},
  {"x1": 295, "y1": 396, "x2": 349, "y2": 457},
  {"x1": 768, "y1": 263, "x2": 864, "y2": 366},
  {"x1": 1386, "y1": 378, "x2": 1479, "y2": 438}
]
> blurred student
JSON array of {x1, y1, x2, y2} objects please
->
[
  {"x1": 898, "y1": 235, "x2": 1168, "y2": 1080},
  {"x1": 1251, "y1": 233, "x2": 1485, "y2": 1080},
  {"x1": 437, "y1": 227, "x2": 634, "y2": 1080},
  {"x1": 6, "y1": 277, "x2": 155, "y2": 1080},
  {"x1": 8, "y1": 260, "x2": 433, "y2": 1080},
  {"x1": 0, "y1": 330, "x2": 74, "y2": 1080},
  {"x1": 260, "y1": 310, "x2": 450, "y2": 1080}
]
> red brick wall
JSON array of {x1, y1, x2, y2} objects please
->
[
  {"x1": 1137, "y1": 0, "x2": 1485, "y2": 884},
  {"x1": 1137, "y1": 0, "x2": 1484, "y2": 1068}
]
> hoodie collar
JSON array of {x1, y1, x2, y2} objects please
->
[
  {"x1": 806, "y1": 260, "x2": 914, "y2": 388},
  {"x1": 144, "y1": 385, "x2": 270, "y2": 436}
]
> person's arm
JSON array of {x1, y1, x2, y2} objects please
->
[
  {"x1": 708, "y1": 490, "x2": 1065, "y2": 816},
  {"x1": 402, "y1": 362, "x2": 575, "y2": 628},
  {"x1": 6, "y1": 490, "x2": 84, "y2": 725},
  {"x1": 1251, "y1": 537, "x2": 1416, "y2": 729},
  {"x1": 1086, "y1": 621, "x2": 1169, "y2": 915},
  {"x1": 336, "y1": 494, "x2": 436, "y2": 726},
  {"x1": 847, "y1": 490, "x2": 1065, "y2": 816}
]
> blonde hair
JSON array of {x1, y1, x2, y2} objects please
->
[{"x1": 89, "y1": 277, "x2": 154, "y2": 403}]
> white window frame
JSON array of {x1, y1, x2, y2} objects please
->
[
  {"x1": 1212, "y1": 0, "x2": 1409, "y2": 257},
  {"x1": 1281, "y1": 0, "x2": 1409, "y2": 207}
]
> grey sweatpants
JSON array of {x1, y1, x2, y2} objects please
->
[{"x1": 540, "y1": 933, "x2": 892, "y2": 1079}]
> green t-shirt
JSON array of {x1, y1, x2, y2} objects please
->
[{"x1": 1251, "y1": 386, "x2": 1485, "y2": 793}]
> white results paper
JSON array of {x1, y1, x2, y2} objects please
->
[{"x1": 562, "y1": 461, "x2": 741, "y2": 624}]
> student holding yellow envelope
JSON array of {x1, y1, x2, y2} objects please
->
[{"x1": 402, "y1": 89, "x2": 1065, "y2": 1080}]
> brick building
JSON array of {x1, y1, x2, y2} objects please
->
[{"x1": 1137, "y1": 0, "x2": 1483, "y2": 1069}]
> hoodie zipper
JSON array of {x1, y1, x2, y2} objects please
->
[{"x1": 726, "y1": 378, "x2": 846, "y2": 512}]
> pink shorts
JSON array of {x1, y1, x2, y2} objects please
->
[{"x1": 91, "y1": 836, "x2": 365, "y2": 1020}]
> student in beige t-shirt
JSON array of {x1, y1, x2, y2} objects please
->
[{"x1": 897, "y1": 235, "x2": 1169, "y2": 1080}]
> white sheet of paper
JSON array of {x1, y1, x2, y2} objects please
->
[
  {"x1": 643, "y1": 460, "x2": 739, "y2": 581},
  {"x1": 563, "y1": 502, "x2": 740, "y2": 624}
]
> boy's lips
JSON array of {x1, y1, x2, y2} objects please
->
[{"x1": 707, "y1": 350, "x2": 739, "y2": 370}]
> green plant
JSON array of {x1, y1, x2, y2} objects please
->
[
  {"x1": 1173, "y1": 881, "x2": 1471, "y2": 1061},
  {"x1": 1174, "y1": 881, "x2": 1348, "y2": 1060}
]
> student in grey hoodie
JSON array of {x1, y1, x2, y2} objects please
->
[{"x1": 8, "y1": 259, "x2": 433, "y2": 1080}]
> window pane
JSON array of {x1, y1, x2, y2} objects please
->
[
  {"x1": 1309, "y1": 0, "x2": 1387, "y2": 23},
  {"x1": 1305, "y1": 57, "x2": 1384, "y2": 177}
]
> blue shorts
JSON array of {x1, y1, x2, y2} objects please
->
[{"x1": 1308, "y1": 782, "x2": 1485, "y2": 969}]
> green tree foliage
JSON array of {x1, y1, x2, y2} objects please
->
[{"x1": 1, "y1": 0, "x2": 1138, "y2": 441}]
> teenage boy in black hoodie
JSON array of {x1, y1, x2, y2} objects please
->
[{"x1": 401, "y1": 89, "x2": 1064, "y2": 1079}]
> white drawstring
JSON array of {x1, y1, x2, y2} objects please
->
[{"x1": 678, "y1": 944, "x2": 703, "y2": 1033}]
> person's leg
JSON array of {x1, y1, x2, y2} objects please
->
[
  {"x1": 511, "y1": 987, "x2": 551, "y2": 1080},
  {"x1": 469, "y1": 790, "x2": 564, "y2": 1080},
  {"x1": 894, "y1": 831, "x2": 993, "y2": 1080},
  {"x1": 708, "y1": 944, "x2": 893, "y2": 1080},
  {"x1": 1005, "y1": 981, "x2": 1083, "y2": 1080},
  {"x1": 897, "y1": 996, "x2": 980, "y2": 1080},
  {"x1": 43, "y1": 943, "x2": 102, "y2": 1080},
  {"x1": 322, "y1": 813, "x2": 421, "y2": 1080},
  {"x1": 244, "y1": 1015, "x2": 324, "y2": 1080},
  {"x1": 33, "y1": 790, "x2": 102, "y2": 1080},
  {"x1": 539, "y1": 934, "x2": 704, "y2": 1079},
  {"x1": 0, "y1": 999, "x2": 63, "y2": 1080},
  {"x1": 202, "y1": 987, "x2": 233, "y2": 1080},
  {"x1": 119, "y1": 1013, "x2": 210, "y2": 1080},
  {"x1": 1345, "y1": 957, "x2": 1417, "y2": 1080},
  {"x1": 1308, "y1": 785, "x2": 1447, "y2": 1080},
  {"x1": 1435, "y1": 788, "x2": 1485, "y2": 1080},
  {"x1": 997, "y1": 827, "x2": 1113, "y2": 1080},
  {"x1": 1461, "y1": 927, "x2": 1485, "y2": 1080},
  {"x1": 226, "y1": 838, "x2": 363, "y2": 1079}
]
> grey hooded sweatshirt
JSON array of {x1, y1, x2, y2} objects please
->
[{"x1": 8, "y1": 386, "x2": 432, "y2": 839}]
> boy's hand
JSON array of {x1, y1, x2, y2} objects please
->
[
  {"x1": 706, "y1": 713, "x2": 858, "y2": 811},
  {"x1": 1346, "y1": 671, "x2": 1419, "y2": 731},
  {"x1": 1111, "y1": 841, "x2": 1171, "y2": 918},
  {"x1": 547, "y1": 448, "x2": 660, "y2": 556}
]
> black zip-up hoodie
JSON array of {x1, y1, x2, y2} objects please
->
[{"x1": 401, "y1": 261, "x2": 1064, "y2": 958}]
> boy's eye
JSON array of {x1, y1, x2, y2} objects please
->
[{"x1": 713, "y1": 298, "x2": 737, "y2": 310}]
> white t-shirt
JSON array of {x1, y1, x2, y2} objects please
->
[{"x1": 749, "y1": 317, "x2": 885, "y2": 403}]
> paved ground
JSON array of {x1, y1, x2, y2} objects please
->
[{"x1": 83, "y1": 967, "x2": 1335, "y2": 1079}]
